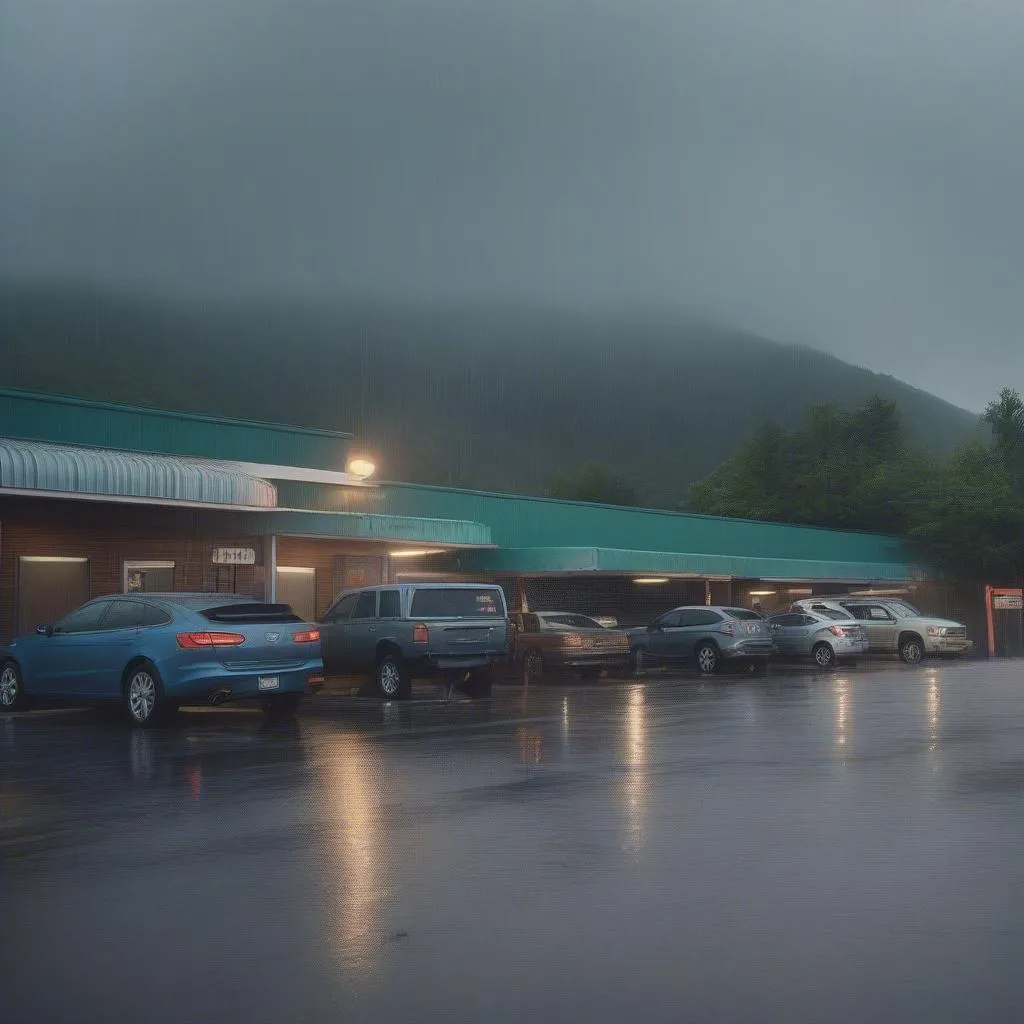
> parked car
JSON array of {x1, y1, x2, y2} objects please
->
[
  {"x1": 791, "y1": 596, "x2": 970, "y2": 663},
  {"x1": 628, "y1": 606, "x2": 774, "y2": 674},
  {"x1": 510, "y1": 611, "x2": 631, "y2": 678},
  {"x1": 0, "y1": 594, "x2": 324, "y2": 725},
  {"x1": 319, "y1": 582, "x2": 509, "y2": 699},
  {"x1": 767, "y1": 609, "x2": 868, "y2": 668}
]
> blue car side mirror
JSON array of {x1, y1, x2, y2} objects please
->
[{"x1": 35, "y1": 624, "x2": 54, "y2": 637}]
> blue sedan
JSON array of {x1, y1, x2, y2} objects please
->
[{"x1": 0, "y1": 594, "x2": 324, "y2": 725}]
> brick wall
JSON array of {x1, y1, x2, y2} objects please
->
[
  {"x1": 0, "y1": 497, "x2": 268, "y2": 639},
  {"x1": 0, "y1": 497, "x2": 395, "y2": 638},
  {"x1": 274, "y1": 537, "x2": 389, "y2": 617}
]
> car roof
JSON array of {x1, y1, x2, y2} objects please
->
[
  {"x1": 668, "y1": 605, "x2": 753, "y2": 614},
  {"x1": 533, "y1": 611, "x2": 596, "y2": 617},
  {"x1": 774, "y1": 608, "x2": 859, "y2": 620},
  {"x1": 124, "y1": 593, "x2": 260, "y2": 610}
]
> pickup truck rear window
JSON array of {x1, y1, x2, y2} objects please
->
[
  {"x1": 201, "y1": 602, "x2": 303, "y2": 624},
  {"x1": 410, "y1": 588, "x2": 505, "y2": 618}
]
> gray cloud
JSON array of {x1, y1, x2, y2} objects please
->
[{"x1": 3, "y1": 0, "x2": 1023, "y2": 410}]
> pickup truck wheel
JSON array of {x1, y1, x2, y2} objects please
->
[{"x1": 375, "y1": 653, "x2": 410, "y2": 700}]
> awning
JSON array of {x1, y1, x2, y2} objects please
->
[
  {"x1": 452, "y1": 546, "x2": 926, "y2": 582},
  {"x1": 0, "y1": 438, "x2": 277, "y2": 508}
]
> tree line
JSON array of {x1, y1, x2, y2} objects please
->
[
  {"x1": 549, "y1": 390, "x2": 1024, "y2": 585},
  {"x1": 685, "y1": 390, "x2": 1024, "y2": 584}
]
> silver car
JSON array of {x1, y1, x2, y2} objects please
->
[
  {"x1": 767, "y1": 609, "x2": 869, "y2": 668},
  {"x1": 792, "y1": 597, "x2": 970, "y2": 664},
  {"x1": 628, "y1": 606, "x2": 774, "y2": 674}
]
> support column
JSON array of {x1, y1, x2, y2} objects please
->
[
  {"x1": 516, "y1": 576, "x2": 529, "y2": 613},
  {"x1": 268, "y1": 535, "x2": 278, "y2": 602}
]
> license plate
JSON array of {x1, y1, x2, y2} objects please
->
[{"x1": 258, "y1": 676, "x2": 280, "y2": 691}]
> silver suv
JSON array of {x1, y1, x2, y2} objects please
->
[
  {"x1": 628, "y1": 606, "x2": 774, "y2": 674},
  {"x1": 791, "y1": 596, "x2": 969, "y2": 664}
]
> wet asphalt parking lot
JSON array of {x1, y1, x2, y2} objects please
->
[{"x1": 3, "y1": 660, "x2": 1024, "y2": 1023}]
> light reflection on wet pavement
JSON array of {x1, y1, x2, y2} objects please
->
[{"x1": 3, "y1": 661, "x2": 1024, "y2": 1023}]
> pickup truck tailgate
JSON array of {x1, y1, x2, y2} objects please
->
[{"x1": 434, "y1": 621, "x2": 503, "y2": 656}]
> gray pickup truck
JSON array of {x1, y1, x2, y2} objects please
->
[{"x1": 319, "y1": 582, "x2": 510, "y2": 698}]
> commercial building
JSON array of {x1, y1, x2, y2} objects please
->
[{"x1": 0, "y1": 386, "x2": 943, "y2": 642}]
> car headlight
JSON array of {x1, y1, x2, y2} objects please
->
[{"x1": 927, "y1": 626, "x2": 948, "y2": 637}]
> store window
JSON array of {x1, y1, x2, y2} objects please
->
[
  {"x1": 276, "y1": 566, "x2": 316, "y2": 621},
  {"x1": 18, "y1": 556, "x2": 90, "y2": 633},
  {"x1": 124, "y1": 561, "x2": 175, "y2": 594}
]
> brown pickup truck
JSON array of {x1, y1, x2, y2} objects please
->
[{"x1": 510, "y1": 611, "x2": 631, "y2": 679}]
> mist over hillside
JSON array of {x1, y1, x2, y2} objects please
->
[{"x1": 0, "y1": 282, "x2": 978, "y2": 506}]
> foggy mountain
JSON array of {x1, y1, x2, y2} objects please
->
[{"x1": 1, "y1": 281, "x2": 978, "y2": 507}]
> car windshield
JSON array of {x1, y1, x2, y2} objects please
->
[
  {"x1": 540, "y1": 613, "x2": 603, "y2": 629},
  {"x1": 818, "y1": 608, "x2": 850, "y2": 621}
]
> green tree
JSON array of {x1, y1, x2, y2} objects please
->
[
  {"x1": 983, "y1": 388, "x2": 1024, "y2": 488},
  {"x1": 686, "y1": 395, "x2": 924, "y2": 533},
  {"x1": 906, "y1": 388, "x2": 1024, "y2": 583},
  {"x1": 908, "y1": 436, "x2": 1024, "y2": 583},
  {"x1": 548, "y1": 463, "x2": 638, "y2": 506}
]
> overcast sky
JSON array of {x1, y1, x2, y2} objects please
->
[{"x1": 3, "y1": 0, "x2": 1023, "y2": 411}]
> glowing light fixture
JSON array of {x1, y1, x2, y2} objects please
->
[
  {"x1": 20, "y1": 556, "x2": 88, "y2": 563},
  {"x1": 345, "y1": 450, "x2": 377, "y2": 480},
  {"x1": 633, "y1": 577, "x2": 669, "y2": 585},
  {"x1": 389, "y1": 549, "x2": 444, "y2": 558},
  {"x1": 749, "y1": 590, "x2": 776, "y2": 597}
]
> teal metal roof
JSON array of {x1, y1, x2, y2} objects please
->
[
  {"x1": 0, "y1": 387, "x2": 352, "y2": 471},
  {"x1": 236, "y1": 509, "x2": 491, "y2": 546},
  {"x1": 373, "y1": 483, "x2": 916, "y2": 568},
  {"x1": 0, "y1": 437, "x2": 277, "y2": 507},
  {"x1": 452, "y1": 546, "x2": 922, "y2": 582}
]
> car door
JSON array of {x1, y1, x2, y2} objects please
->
[
  {"x1": 794, "y1": 614, "x2": 829, "y2": 657},
  {"x1": 34, "y1": 600, "x2": 116, "y2": 697},
  {"x1": 89, "y1": 600, "x2": 147, "y2": 698},
  {"x1": 768, "y1": 613, "x2": 803, "y2": 655},
  {"x1": 319, "y1": 593, "x2": 358, "y2": 674},
  {"x1": 850, "y1": 604, "x2": 898, "y2": 652},
  {"x1": 646, "y1": 611, "x2": 683, "y2": 662},
  {"x1": 346, "y1": 590, "x2": 380, "y2": 672},
  {"x1": 372, "y1": 589, "x2": 403, "y2": 662}
]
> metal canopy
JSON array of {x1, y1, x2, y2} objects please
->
[
  {"x1": 0, "y1": 437, "x2": 277, "y2": 508},
  {"x1": 452, "y1": 546, "x2": 924, "y2": 583}
]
